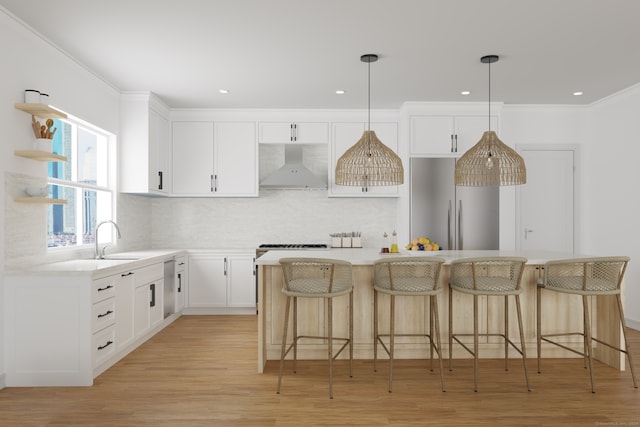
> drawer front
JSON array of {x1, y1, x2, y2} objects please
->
[
  {"x1": 92, "y1": 298, "x2": 116, "y2": 333},
  {"x1": 175, "y1": 256, "x2": 186, "y2": 272},
  {"x1": 132, "y1": 263, "x2": 163, "y2": 286},
  {"x1": 92, "y1": 275, "x2": 117, "y2": 303},
  {"x1": 93, "y1": 325, "x2": 116, "y2": 367}
]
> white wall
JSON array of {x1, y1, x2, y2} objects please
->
[
  {"x1": 0, "y1": 9, "x2": 124, "y2": 387},
  {"x1": 583, "y1": 84, "x2": 640, "y2": 329}
]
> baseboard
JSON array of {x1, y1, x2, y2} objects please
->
[{"x1": 626, "y1": 317, "x2": 640, "y2": 331}]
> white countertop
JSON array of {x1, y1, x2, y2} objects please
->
[
  {"x1": 4, "y1": 249, "x2": 186, "y2": 278},
  {"x1": 255, "y1": 248, "x2": 592, "y2": 266}
]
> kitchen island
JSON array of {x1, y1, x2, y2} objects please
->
[{"x1": 256, "y1": 249, "x2": 626, "y2": 373}]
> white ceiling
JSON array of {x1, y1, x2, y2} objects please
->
[{"x1": 2, "y1": 0, "x2": 640, "y2": 109}]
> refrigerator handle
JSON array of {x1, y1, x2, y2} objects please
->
[
  {"x1": 458, "y1": 200, "x2": 463, "y2": 250},
  {"x1": 448, "y1": 200, "x2": 453, "y2": 250}
]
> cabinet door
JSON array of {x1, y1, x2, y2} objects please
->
[
  {"x1": 172, "y1": 121, "x2": 214, "y2": 195},
  {"x1": 175, "y1": 259, "x2": 186, "y2": 313},
  {"x1": 114, "y1": 272, "x2": 135, "y2": 351},
  {"x1": 149, "y1": 108, "x2": 171, "y2": 193},
  {"x1": 329, "y1": 122, "x2": 399, "y2": 197},
  {"x1": 259, "y1": 122, "x2": 329, "y2": 144},
  {"x1": 227, "y1": 256, "x2": 257, "y2": 307},
  {"x1": 258, "y1": 122, "x2": 294, "y2": 143},
  {"x1": 149, "y1": 280, "x2": 164, "y2": 328},
  {"x1": 133, "y1": 283, "x2": 151, "y2": 338},
  {"x1": 214, "y1": 122, "x2": 258, "y2": 196},
  {"x1": 187, "y1": 254, "x2": 227, "y2": 308},
  {"x1": 454, "y1": 115, "x2": 498, "y2": 154},
  {"x1": 410, "y1": 116, "x2": 455, "y2": 155}
]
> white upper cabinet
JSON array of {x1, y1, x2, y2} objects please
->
[
  {"x1": 410, "y1": 115, "x2": 498, "y2": 156},
  {"x1": 329, "y1": 122, "x2": 399, "y2": 197},
  {"x1": 172, "y1": 121, "x2": 258, "y2": 197},
  {"x1": 258, "y1": 122, "x2": 329, "y2": 144},
  {"x1": 120, "y1": 93, "x2": 171, "y2": 195}
]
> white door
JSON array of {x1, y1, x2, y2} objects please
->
[
  {"x1": 214, "y1": 122, "x2": 258, "y2": 196},
  {"x1": 516, "y1": 147, "x2": 576, "y2": 252}
]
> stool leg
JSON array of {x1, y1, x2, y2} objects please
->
[
  {"x1": 293, "y1": 297, "x2": 298, "y2": 373},
  {"x1": 616, "y1": 294, "x2": 638, "y2": 388},
  {"x1": 429, "y1": 296, "x2": 434, "y2": 372},
  {"x1": 515, "y1": 295, "x2": 531, "y2": 391},
  {"x1": 473, "y1": 294, "x2": 479, "y2": 392},
  {"x1": 504, "y1": 295, "x2": 509, "y2": 372},
  {"x1": 582, "y1": 295, "x2": 595, "y2": 393},
  {"x1": 431, "y1": 295, "x2": 446, "y2": 392},
  {"x1": 448, "y1": 287, "x2": 453, "y2": 371},
  {"x1": 389, "y1": 294, "x2": 395, "y2": 393},
  {"x1": 277, "y1": 295, "x2": 292, "y2": 394},
  {"x1": 328, "y1": 296, "x2": 334, "y2": 399},
  {"x1": 537, "y1": 285, "x2": 542, "y2": 374},
  {"x1": 349, "y1": 290, "x2": 354, "y2": 378},
  {"x1": 373, "y1": 290, "x2": 378, "y2": 372}
]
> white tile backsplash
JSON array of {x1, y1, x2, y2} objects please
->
[{"x1": 151, "y1": 190, "x2": 397, "y2": 249}]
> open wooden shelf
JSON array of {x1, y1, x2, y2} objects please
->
[
  {"x1": 14, "y1": 103, "x2": 67, "y2": 119},
  {"x1": 14, "y1": 150, "x2": 67, "y2": 162},
  {"x1": 14, "y1": 197, "x2": 67, "y2": 205}
]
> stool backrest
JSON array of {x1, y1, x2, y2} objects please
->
[
  {"x1": 374, "y1": 257, "x2": 445, "y2": 292},
  {"x1": 544, "y1": 256, "x2": 629, "y2": 294},
  {"x1": 450, "y1": 257, "x2": 527, "y2": 292},
  {"x1": 279, "y1": 258, "x2": 353, "y2": 295}
]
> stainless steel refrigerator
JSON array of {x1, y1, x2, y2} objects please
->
[{"x1": 410, "y1": 158, "x2": 499, "y2": 250}]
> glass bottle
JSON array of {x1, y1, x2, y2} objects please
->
[{"x1": 390, "y1": 230, "x2": 399, "y2": 253}]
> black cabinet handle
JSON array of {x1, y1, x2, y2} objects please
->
[
  {"x1": 177, "y1": 273, "x2": 182, "y2": 292},
  {"x1": 121, "y1": 272, "x2": 134, "y2": 277},
  {"x1": 150, "y1": 283, "x2": 156, "y2": 307},
  {"x1": 158, "y1": 171, "x2": 163, "y2": 190},
  {"x1": 98, "y1": 340, "x2": 114, "y2": 351},
  {"x1": 97, "y1": 284, "x2": 113, "y2": 292},
  {"x1": 97, "y1": 310, "x2": 113, "y2": 319}
]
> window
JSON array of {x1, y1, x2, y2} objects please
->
[{"x1": 47, "y1": 118, "x2": 115, "y2": 248}]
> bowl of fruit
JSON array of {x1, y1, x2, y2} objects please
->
[{"x1": 405, "y1": 237, "x2": 441, "y2": 251}]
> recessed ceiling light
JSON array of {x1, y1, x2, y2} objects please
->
[
  {"x1": 461, "y1": 90, "x2": 471, "y2": 95},
  {"x1": 335, "y1": 90, "x2": 346, "y2": 95},
  {"x1": 219, "y1": 89, "x2": 229, "y2": 94},
  {"x1": 573, "y1": 91, "x2": 583, "y2": 96}
]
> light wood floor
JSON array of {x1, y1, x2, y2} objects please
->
[{"x1": 1, "y1": 315, "x2": 639, "y2": 426}]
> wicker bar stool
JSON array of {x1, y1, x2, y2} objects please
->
[
  {"x1": 277, "y1": 258, "x2": 353, "y2": 399},
  {"x1": 449, "y1": 257, "x2": 530, "y2": 392},
  {"x1": 373, "y1": 256, "x2": 446, "y2": 392},
  {"x1": 537, "y1": 257, "x2": 637, "y2": 392}
]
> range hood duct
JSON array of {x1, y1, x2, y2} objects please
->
[{"x1": 260, "y1": 145, "x2": 327, "y2": 190}]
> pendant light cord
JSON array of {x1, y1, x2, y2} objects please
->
[
  {"x1": 367, "y1": 59, "x2": 371, "y2": 131},
  {"x1": 488, "y1": 59, "x2": 491, "y2": 131}
]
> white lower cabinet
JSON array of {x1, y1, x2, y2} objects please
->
[
  {"x1": 186, "y1": 250, "x2": 256, "y2": 314},
  {"x1": 175, "y1": 255, "x2": 187, "y2": 312},
  {"x1": 4, "y1": 259, "x2": 173, "y2": 387}
]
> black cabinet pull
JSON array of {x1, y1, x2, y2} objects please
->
[
  {"x1": 97, "y1": 284, "x2": 113, "y2": 292},
  {"x1": 177, "y1": 273, "x2": 182, "y2": 292},
  {"x1": 121, "y1": 272, "x2": 134, "y2": 277},
  {"x1": 158, "y1": 171, "x2": 163, "y2": 190},
  {"x1": 98, "y1": 340, "x2": 113, "y2": 351},
  {"x1": 150, "y1": 283, "x2": 156, "y2": 307},
  {"x1": 97, "y1": 310, "x2": 113, "y2": 318}
]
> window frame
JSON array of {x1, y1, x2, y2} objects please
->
[{"x1": 46, "y1": 114, "x2": 117, "y2": 252}]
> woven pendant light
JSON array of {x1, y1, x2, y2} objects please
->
[
  {"x1": 454, "y1": 55, "x2": 526, "y2": 186},
  {"x1": 335, "y1": 54, "x2": 404, "y2": 187}
]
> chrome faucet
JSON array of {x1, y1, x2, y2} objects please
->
[{"x1": 95, "y1": 220, "x2": 122, "y2": 259}]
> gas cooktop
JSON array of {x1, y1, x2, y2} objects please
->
[{"x1": 258, "y1": 244, "x2": 328, "y2": 249}]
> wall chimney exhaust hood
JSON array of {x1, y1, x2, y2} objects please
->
[{"x1": 259, "y1": 145, "x2": 327, "y2": 190}]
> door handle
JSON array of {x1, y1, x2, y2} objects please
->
[
  {"x1": 458, "y1": 200, "x2": 463, "y2": 250},
  {"x1": 158, "y1": 171, "x2": 163, "y2": 190},
  {"x1": 447, "y1": 200, "x2": 453, "y2": 250}
]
